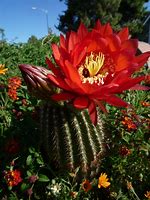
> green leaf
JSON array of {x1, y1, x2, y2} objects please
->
[
  {"x1": 36, "y1": 157, "x2": 44, "y2": 165},
  {"x1": 26, "y1": 155, "x2": 32, "y2": 166},
  {"x1": 26, "y1": 170, "x2": 32, "y2": 177},
  {"x1": 20, "y1": 183, "x2": 30, "y2": 191},
  {"x1": 38, "y1": 174, "x2": 50, "y2": 182}
]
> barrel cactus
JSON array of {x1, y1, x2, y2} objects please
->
[
  {"x1": 19, "y1": 20, "x2": 150, "y2": 180},
  {"x1": 40, "y1": 103, "x2": 105, "y2": 179},
  {"x1": 19, "y1": 65, "x2": 106, "y2": 179}
]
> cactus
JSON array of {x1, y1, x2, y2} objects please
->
[
  {"x1": 19, "y1": 20, "x2": 150, "y2": 180},
  {"x1": 40, "y1": 103, "x2": 105, "y2": 179},
  {"x1": 19, "y1": 64, "x2": 106, "y2": 179}
]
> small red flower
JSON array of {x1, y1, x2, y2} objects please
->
[
  {"x1": 4, "y1": 169, "x2": 22, "y2": 187},
  {"x1": 81, "y1": 179, "x2": 92, "y2": 192},
  {"x1": 122, "y1": 116, "x2": 137, "y2": 131},
  {"x1": 119, "y1": 146, "x2": 131, "y2": 156},
  {"x1": 28, "y1": 175, "x2": 38, "y2": 183},
  {"x1": 45, "y1": 20, "x2": 150, "y2": 124}
]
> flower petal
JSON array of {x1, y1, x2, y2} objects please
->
[
  {"x1": 117, "y1": 27, "x2": 129, "y2": 42},
  {"x1": 51, "y1": 92, "x2": 75, "y2": 101},
  {"x1": 115, "y1": 76, "x2": 145, "y2": 92},
  {"x1": 130, "y1": 84, "x2": 150, "y2": 91},
  {"x1": 104, "y1": 95, "x2": 128, "y2": 107},
  {"x1": 135, "y1": 52, "x2": 150, "y2": 67},
  {"x1": 94, "y1": 20, "x2": 102, "y2": 31},
  {"x1": 72, "y1": 46, "x2": 87, "y2": 67},
  {"x1": 107, "y1": 34, "x2": 121, "y2": 52},
  {"x1": 77, "y1": 22, "x2": 88, "y2": 40},
  {"x1": 68, "y1": 31, "x2": 79, "y2": 52},
  {"x1": 73, "y1": 96, "x2": 89, "y2": 109},
  {"x1": 88, "y1": 101, "x2": 97, "y2": 125},
  {"x1": 100, "y1": 23, "x2": 113, "y2": 36},
  {"x1": 64, "y1": 60, "x2": 81, "y2": 83},
  {"x1": 52, "y1": 44, "x2": 60, "y2": 61},
  {"x1": 121, "y1": 39, "x2": 138, "y2": 54},
  {"x1": 102, "y1": 181, "x2": 111, "y2": 188},
  {"x1": 46, "y1": 57, "x2": 61, "y2": 77},
  {"x1": 94, "y1": 100, "x2": 108, "y2": 113},
  {"x1": 116, "y1": 52, "x2": 134, "y2": 71},
  {"x1": 60, "y1": 34, "x2": 66, "y2": 49},
  {"x1": 47, "y1": 74, "x2": 71, "y2": 90}
]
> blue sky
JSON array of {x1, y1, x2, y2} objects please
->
[
  {"x1": 0, "y1": 0, "x2": 67, "y2": 43},
  {"x1": 0, "y1": 0, "x2": 150, "y2": 43}
]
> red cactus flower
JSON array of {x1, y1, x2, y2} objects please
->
[
  {"x1": 19, "y1": 21, "x2": 150, "y2": 125},
  {"x1": 4, "y1": 169, "x2": 22, "y2": 187},
  {"x1": 45, "y1": 20, "x2": 150, "y2": 124}
]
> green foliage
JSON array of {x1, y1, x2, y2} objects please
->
[
  {"x1": 0, "y1": 34, "x2": 59, "y2": 76},
  {"x1": 57, "y1": 0, "x2": 149, "y2": 36}
]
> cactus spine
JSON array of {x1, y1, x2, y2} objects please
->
[{"x1": 40, "y1": 103, "x2": 105, "y2": 179}]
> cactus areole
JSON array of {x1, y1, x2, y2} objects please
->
[{"x1": 19, "y1": 20, "x2": 150, "y2": 179}]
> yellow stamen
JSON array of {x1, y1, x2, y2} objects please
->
[{"x1": 85, "y1": 52, "x2": 105, "y2": 77}]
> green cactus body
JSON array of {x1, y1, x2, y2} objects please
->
[{"x1": 40, "y1": 103, "x2": 105, "y2": 179}]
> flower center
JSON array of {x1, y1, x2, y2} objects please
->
[
  {"x1": 85, "y1": 52, "x2": 105, "y2": 77},
  {"x1": 78, "y1": 52, "x2": 113, "y2": 85}
]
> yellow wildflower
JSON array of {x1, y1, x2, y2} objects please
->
[
  {"x1": 0, "y1": 64, "x2": 8, "y2": 74},
  {"x1": 98, "y1": 173, "x2": 110, "y2": 188},
  {"x1": 145, "y1": 191, "x2": 150, "y2": 199}
]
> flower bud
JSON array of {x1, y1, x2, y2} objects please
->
[{"x1": 19, "y1": 64, "x2": 55, "y2": 99}]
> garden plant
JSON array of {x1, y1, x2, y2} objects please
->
[{"x1": 0, "y1": 20, "x2": 150, "y2": 200}]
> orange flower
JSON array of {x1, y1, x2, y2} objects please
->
[
  {"x1": 141, "y1": 101, "x2": 150, "y2": 107},
  {"x1": 8, "y1": 77, "x2": 22, "y2": 100},
  {"x1": 145, "y1": 191, "x2": 150, "y2": 199},
  {"x1": 0, "y1": 64, "x2": 8, "y2": 74},
  {"x1": 19, "y1": 21, "x2": 150, "y2": 125},
  {"x1": 122, "y1": 116, "x2": 137, "y2": 130},
  {"x1": 8, "y1": 89, "x2": 18, "y2": 100},
  {"x1": 98, "y1": 173, "x2": 110, "y2": 188},
  {"x1": 4, "y1": 169, "x2": 22, "y2": 187},
  {"x1": 82, "y1": 179, "x2": 92, "y2": 192},
  {"x1": 8, "y1": 76, "x2": 22, "y2": 90}
]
